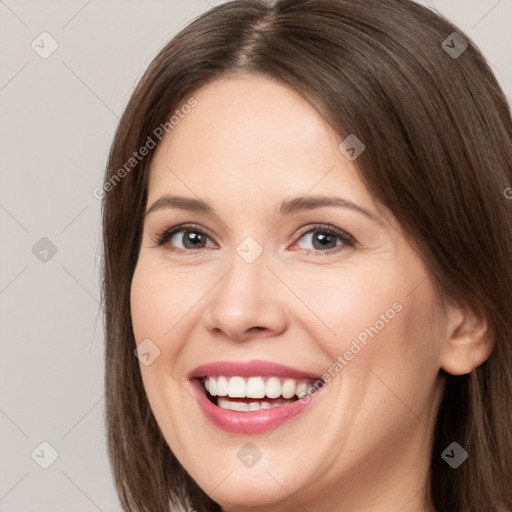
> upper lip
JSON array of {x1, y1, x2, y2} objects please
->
[{"x1": 187, "y1": 359, "x2": 323, "y2": 380}]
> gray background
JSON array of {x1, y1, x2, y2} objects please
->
[{"x1": 1, "y1": 1, "x2": 510, "y2": 511}]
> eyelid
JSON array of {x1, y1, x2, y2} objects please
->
[
  {"x1": 292, "y1": 223, "x2": 355, "y2": 245},
  {"x1": 151, "y1": 223, "x2": 218, "y2": 250}
]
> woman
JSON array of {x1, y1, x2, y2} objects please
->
[{"x1": 100, "y1": 0, "x2": 512, "y2": 510}]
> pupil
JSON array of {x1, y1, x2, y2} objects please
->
[{"x1": 313, "y1": 232, "x2": 336, "y2": 250}]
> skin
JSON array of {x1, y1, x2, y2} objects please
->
[{"x1": 130, "y1": 74, "x2": 493, "y2": 512}]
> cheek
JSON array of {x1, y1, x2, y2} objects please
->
[
  {"x1": 130, "y1": 266, "x2": 161, "y2": 348},
  {"x1": 283, "y1": 262, "x2": 408, "y2": 353},
  {"x1": 130, "y1": 260, "x2": 198, "y2": 349},
  {"x1": 292, "y1": 257, "x2": 441, "y2": 380},
  {"x1": 130, "y1": 262, "x2": 195, "y2": 441},
  {"x1": 296, "y1": 260, "x2": 442, "y2": 454},
  {"x1": 129, "y1": 258, "x2": 216, "y2": 413},
  {"x1": 129, "y1": 260, "x2": 194, "y2": 417},
  {"x1": 329, "y1": 268, "x2": 442, "y2": 425}
]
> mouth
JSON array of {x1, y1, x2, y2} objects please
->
[
  {"x1": 202, "y1": 375, "x2": 321, "y2": 411},
  {"x1": 188, "y1": 360, "x2": 325, "y2": 434}
]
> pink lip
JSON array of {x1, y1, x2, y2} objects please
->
[
  {"x1": 187, "y1": 359, "x2": 323, "y2": 380},
  {"x1": 188, "y1": 360, "x2": 325, "y2": 435}
]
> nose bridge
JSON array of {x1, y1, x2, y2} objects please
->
[{"x1": 203, "y1": 237, "x2": 287, "y2": 339}]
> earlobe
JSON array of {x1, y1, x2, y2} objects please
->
[{"x1": 439, "y1": 302, "x2": 494, "y2": 375}]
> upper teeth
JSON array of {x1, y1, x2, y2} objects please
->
[{"x1": 203, "y1": 376, "x2": 318, "y2": 399}]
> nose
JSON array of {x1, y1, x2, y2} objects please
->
[{"x1": 202, "y1": 249, "x2": 288, "y2": 342}]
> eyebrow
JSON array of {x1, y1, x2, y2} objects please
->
[
  {"x1": 278, "y1": 195, "x2": 380, "y2": 223},
  {"x1": 143, "y1": 194, "x2": 380, "y2": 223}
]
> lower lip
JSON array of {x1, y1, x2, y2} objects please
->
[{"x1": 190, "y1": 379, "x2": 323, "y2": 435}]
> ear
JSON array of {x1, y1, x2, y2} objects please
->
[{"x1": 439, "y1": 301, "x2": 494, "y2": 375}]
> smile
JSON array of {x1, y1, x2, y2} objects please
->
[
  {"x1": 188, "y1": 360, "x2": 325, "y2": 434},
  {"x1": 204, "y1": 375, "x2": 319, "y2": 411}
]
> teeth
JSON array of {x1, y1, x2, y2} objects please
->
[
  {"x1": 266, "y1": 377, "x2": 281, "y2": 399},
  {"x1": 217, "y1": 397, "x2": 295, "y2": 411},
  {"x1": 208, "y1": 377, "x2": 217, "y2": 396},
  {"x1": 246, "y1": 377, "x2": 266, "y2": 398},
  {"x1": 216, "y1": 376, "x2": 229, "y2": 396},
  {"x1": 296, "y1": 382, "x2": 308, "y2": 399},
  {"x1": 282, "y1": 379, "x2": 296, "y2": 399},
  {"x1": 203, "y1": 375, "x2": 321, "y2": 400},
  {"x1": 227, "y1": 376, "x2": 246, "y2": 397},
  {"x1": 217, "y1": 398, "x2": 250, "y2": 412}
]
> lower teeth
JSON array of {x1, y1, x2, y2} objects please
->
[{"x1": 216, "y1": 397, "x2": 296, "y2": 412}]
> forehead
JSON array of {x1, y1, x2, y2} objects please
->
[{"x1": 146, "y1": 75, "x2": 377, "y2": 216}]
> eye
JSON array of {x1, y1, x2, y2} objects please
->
[
  {"x1": 152, "y1": 222, "x2": 354, "y2": 256},
  {"x1": 291, "y1": 224, "x2": 354, "y2": 255},
  {"x1": 153, "y1": 224, "x2": 216, "y2": 252}
]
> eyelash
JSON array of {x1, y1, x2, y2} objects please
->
[{"x1": 151, "y1": 223, "x2": 355, "y2": 256}]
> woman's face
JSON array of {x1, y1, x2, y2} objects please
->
[{"x1": 130, "y1": 75, "x2": 446, "y2": 511}]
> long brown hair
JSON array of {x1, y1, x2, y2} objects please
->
[{"x1": 101, "y1": 1, "x2": 512, "y2": 510}]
